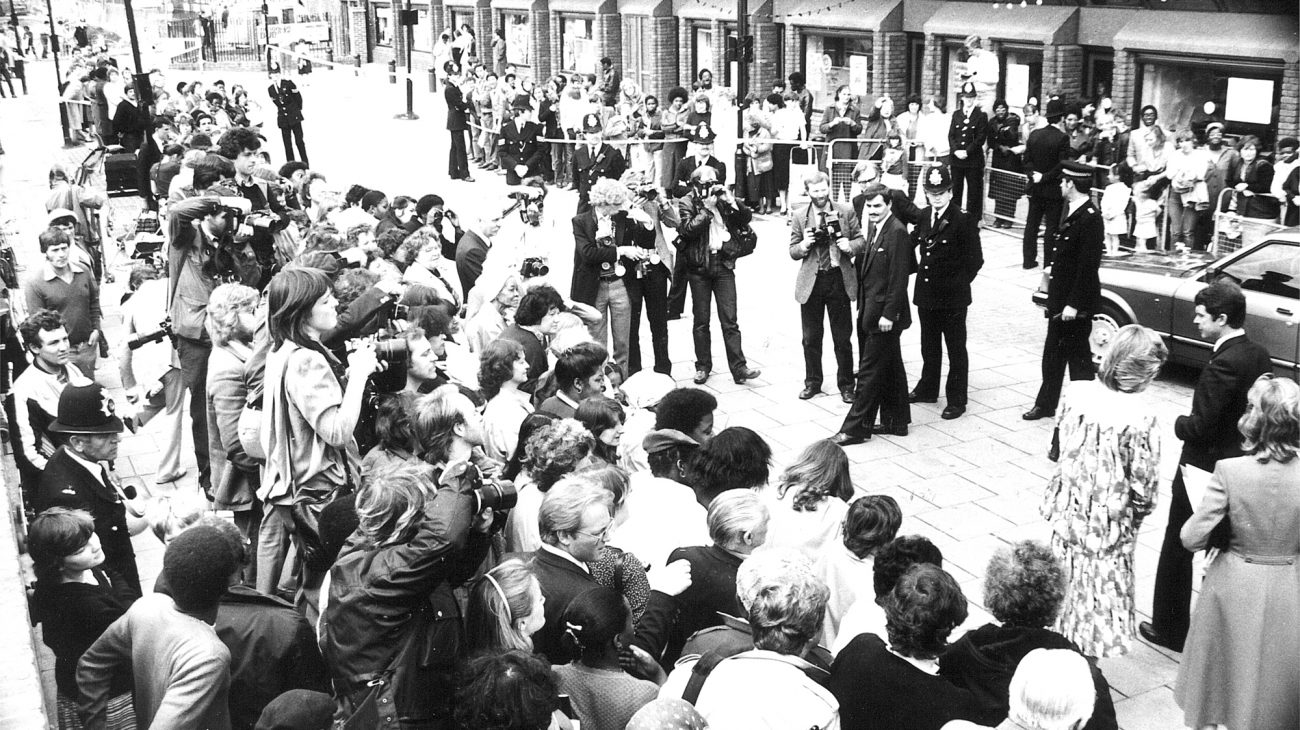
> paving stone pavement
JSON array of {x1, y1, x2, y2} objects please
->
[{"x1": 0, "y1": 59, "x2": 1206, "y2": 729}]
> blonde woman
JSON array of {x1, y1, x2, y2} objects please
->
[
  {"x1": 758, "y1": 438, "x2": 855, "y2": 556},
  {"x1": 1041, "y1": 324, "x2": 1167, "y2": 657},
  {"x1": 465, "y1": 558, "x2": 547, "y2": 654}
]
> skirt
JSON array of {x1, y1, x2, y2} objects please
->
[{"x1": 58, "y1": 691, "x2": 136, "y2": 730}]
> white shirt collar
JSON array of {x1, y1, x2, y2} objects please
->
[
  {"x1": 66, "y1": 449, "x2": 107, "y2": 486},
  {"x1": 539, "y1": 542, "x2": 590, "y2": 574},
  {"x1": 1214, "y1": 329, "x2": 1245, "y2": 352},
  {"x1": 556, "y1": 391, "x2": 581, "y2": 410},
  {"x1": 1066, "y1": 195, "x2": 1088, "y2": 217}
]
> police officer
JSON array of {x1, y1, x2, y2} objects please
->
[
  {"x1": 948, "y1": 81, "x2": 989, "y2": 222},
  {"x1": 571, "y1": 112, "x2": 628, "y2": 215},
  {"x1": 499, "y1": 93, "x2": 545, "y2": 185},
  {"x1": 909, "y1": 165, "x2": 984, "y2": 420},
  {"x1": 1024, "y1": 162, "x2": 1103, "y2": 421}
]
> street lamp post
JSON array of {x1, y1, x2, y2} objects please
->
[
  {"x1": 394, "y1": 0, "x2": 418, "y2": 120},
  {"x1": 45, "y1": 0, "x2": 74, "y2": 146},
  {"x1": 733, "y1": 0, "x2": 748, "y2": 201}
]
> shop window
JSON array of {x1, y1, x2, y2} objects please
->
[
  {"x1": 1085, "y1": 49, "x2": 1114, "y2": 104},
  {"x1": 375, "y1": 5, "x2": 393, "y2": 46},
  {"x1": 1136, "y1": 58, "x2": 1283, "y2": 146},
  {"x1": 906, "y1": 33, "x2": 923, "y2": 98},
  {"x1": 1000, "y1": 47, "x2": 1041, "y2": 111},
  {"x1": 500, "y1": 11, "x2": 530, "y2": 67},
  {"x1": 562, "y1": 16, "x2": 595, "y2": 74},
  {"x1": 624, "y1": 16, "x2": 654, "y2": 95},
  {"x1": 413, "y1": 9, "x2": 432, "y2": 53},
  {"x1": 802, "y1": 34, "x2": 870, "y2": 112},
  {"x1": 693, "y1": 26, "x2": 714, "y2": 80}
]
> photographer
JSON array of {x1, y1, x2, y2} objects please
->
[
  {"x1": 119, "y1": 264, "x2": 186, "y2": 484},
  {"x1": 789, "y1": 171, "x2": 864, "y2": 403},
  {"x1": 258, "y1": 268, "x2": 379, "y2": 615},
  {"x1": 571, "y1": 177, "x2": 652, "y2": 374},
  {"x1": 677, "y1": 165, "x2": 761, "y2": 386},
  {"x1": 217, "y1": 127, "x2": 290, "y2": 286},
  {"x1": 413, "y1": 194, "x2": 462, "y2": 258},
  {"x1": 166, "y1": 193, "x2": 256, "y2": 497},
  {"x1": 624, "y1": 171, "x2": 680, "y2": 376}
]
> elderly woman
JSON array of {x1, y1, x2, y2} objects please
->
[
  {"x1": 465, "y1": 267, "x2": 523, "y2": 352},
  {"x1": 401, "y1": 225, "x2": 463, "y2": 310},
  {"x1": 1163, "y1": 128, "x2": 1211, "y2": 249},
  {"x1": 205, "y1": 283, "x2": 263, "y2": 563},
  {"x1": 1041, "y1": 324, "x2": 1166, "y2": 658},
  {"x1": 506, "y1": 419, "x2": 595, "y2": 553},
  {"x1": 1176, "y1": 376, "x2": 1300, "y2": 730},
  {"x1": 831, "y1": 564, "x2": 978, "y2": 730},
  {"x1": 759, "y1": 438, "x2": 854, "y2": 555},
  {"x1": 743, "y1": 114, "x2": 776, "y2": 214},
  {"x1": 325, "y1": 458, "x2": 493, "y2": 726},
  {"x1": 940, "y1": 541, "x2": 1118, "y2": 730},
  {"x1": 635, "y1": 489, "x2": 770, "y2": 665}
]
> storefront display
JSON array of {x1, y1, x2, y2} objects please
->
[
  {"x1": 1137, "y1": 57, "x2": 1283, "y2": 145},
  {"x1": 803, "y1": 34, "x2": 870, "y2": 111},
  {"x1": 500, "y1": 11, "x2": 530, "y2": 67},
  {"x1": 562, "y1": 15, "x2": 595, "y2": 73}
]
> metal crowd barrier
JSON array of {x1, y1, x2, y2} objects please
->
[{"x1": 1211, "y1": 187, "x2": 1289, "y2": 256}]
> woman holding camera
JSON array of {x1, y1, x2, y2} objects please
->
[
  {"x1": 677, "y1": 165, "x2": 761, "y2": 386},
  {"x1": 258, "y1": 268, "x2": 379, "y2": 611}
]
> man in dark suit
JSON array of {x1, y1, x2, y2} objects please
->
[
  {"x1": 443, "y1": 62, "x2": 474, "y2": 182},
  {"x1": 33, "y1": 382, "x2": 140, "y2": 592},
  {"x1": 571, "y1": 112, "x2": 627, "y2": 215},
  {"x1": 1021, "y1": 97, "x2": 1074, "y2": 268},
  {"x1": 1141, "y1": 280, "x2": 1272, "y2": 652},
  {"x1": 948, "y1": 82, "x2": 989, "y2": 222},
  {"x1": 789, "y1": 171, "x2": 864, "y2": 403},
  {"x1": 833, "y1": 183, "x2": 912, "y2": 446},
  {"x1": 527, "y1": 479, "x2": 613, "y2": 664},
  {"x1": 454, "y1": 203, "x2": 507, "y2": 294},
  {"x1": 668, "y1": 124, "x2": 728, "y2": 320},
  {"x1": 909, "y1": 165, "x2": 984, "y2": 420},
  {"x1": 267, "y1": 63, "x2": 307, "y2": 165},
  {"x1": 1023, "y1": 162, "x2": 1104, "y2": 421},
  {"x1": 499, "y1": 94, "x2": 544, "y2": 185}
]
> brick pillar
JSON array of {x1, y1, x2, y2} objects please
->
[
  {"x1": 873, "y1": 31, "x2": 907, "y2": 104},
  {"x1": 1045, "y1": 44, "x2": 1083, "y2": 105},
  {"x1": 333, "y1": 1, "x2": 351, "y2": 56},
  {"x1": 1279, "y1": 61, "x2": 1299, "y2": 141},
  {"x1": 783, "y1": 24, "x2": 799, "y2": 90},
  {"x1": 531, "y1": 8, "x2": 551, "y2": 80},
  {"x1": 710, "y1": 20, "x2": 725, "y2": 84},
  {"x1": 549, "y1": 10, "x2": 562, "y2": 73},
  {"x1": 349, "y1": 7, "x2": 368, "y2": 61},
  {"x1": 1112, "y1": 49, "x2": 1135, "y2": 125},
  {"x1": 749, "y1": 13, "x2": 778, "y2": 95},
  {"x1": 474, "y1": 1, "x2": 492, "y2": 64},
  {"x1": 431, "y1": 3, "x2": 446, "y2": 39},
  {"x1": 650, "y1": 16, "x2": 678, "y2": 98},
  {"x1": 391, "y1": 3, "x2": 407, "y2": 61},
  {"x1": 679, "y1": 21, "x2": 693, "y2": 85},
  {"x1": 596, "y1": 11, "x2": 620, "y2": 75},
  {"x1": 921, "y1": 32, "x2": 941, "y2": 103}
]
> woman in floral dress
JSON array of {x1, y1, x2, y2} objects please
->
[{"x1": 1041, "y1": 325, "x2": 1167, "y2": 657}]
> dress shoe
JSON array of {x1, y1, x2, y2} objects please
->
[
  {"x1": 830, "y1": 431, "x2": 870, "y2": 446},
  {"x1": 874, "y1": 423, "x2": 908, "y2": 437},
  {"x1": 693, "y1": 369, "x2": 710, "y2": 385},
  {"x1": 840, "y1": 389, "x2": 855, "y2": 404},
  {"x1": 1138, "y1": 622, "x2": 1184, "y2": 652},
  {"x1": 457, "y1": 176, "x2": 476, "y2": 182},
  {"x1": 798, "y1": 386, "x2": 822, "y2": 400},
  {"x1": 941, "y1": 405, "x2": 966, "y2": 420},
  {"x1": 1022, "y1": 261, "x2": 1038, "y2": 269},
  {"x1": 733, "y1": 367, "x2": 761, "y2": 385},
  {"x1": 1022, "y1": 406, "x2": 1056, "y2": 421},
  {"x1": 908, "y1": 390, "x2": 938, "y2": 404},
  {"x1": 155, "y1": 470, "x2": 187, "y2": 485}
]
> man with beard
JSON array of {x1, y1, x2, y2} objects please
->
[
  {"x1": 832, "y1": 183, "x2": 911, "y2": 446},
  {"x1": 789, "y1": 171, "x2": 863, "y2": 403}
]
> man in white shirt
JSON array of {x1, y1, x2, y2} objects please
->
[
  {"x1": 12, "y1": 309, "x2": 91, "y2": 479},
  {"x1": 609, "y1": 429, "x2": 709, "y2": 571}
]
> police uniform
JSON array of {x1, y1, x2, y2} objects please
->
[
  {"x1": 947, "y1": 82, "x2": 989, "y2": 220},
  {"x1": 499, "y1": 94, "x2": 544, "y2": 185},
  {"x1": 571, "y1": 112, "x2": 628, "y2": 215},
  {"x1": 910, "y1": 166, "x2": 984, "y2": 418},
  {"x1": 1021, "y1": 98, "x2": 1074, "y2": 268},
  {"x1": 1027, "y1": 162, "x2": 1104, "y2": 418}
]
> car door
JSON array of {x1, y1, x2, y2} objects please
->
[{"x1": 1172, "y1": 240, "x2": 1300, "y2": 378}]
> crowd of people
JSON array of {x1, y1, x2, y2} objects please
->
[{"x1": 11, "y1": 35, "x2": 1300, "y2": 730}]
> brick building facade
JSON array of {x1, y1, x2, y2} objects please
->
[{"x1": 353, "y1": 0, "x2": 1298, "y2": 142}]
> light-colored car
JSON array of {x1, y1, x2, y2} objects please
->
[{"x1": 1033, "y1": 230, "x2": 1300, "y2": 378}]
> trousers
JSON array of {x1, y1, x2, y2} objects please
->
[
  {"x1": 448, "y1": 129, "x2": 470, "y2": 180},
  {"x1": 1033, "y1": 317, "x2": 1094, "y2": 411},
  {"x1": 176, "y1": 336, "x2": 212, "y2": 491},
  {"x1": 688, "y1": 268, "x2": 748, "y2": 377},
  {"x1": 914, "y1": 307, "x2": 969, "y2": 406},
  {"x1": 952, "y1": 163, "x2": 984, "y2": 220},
  {"x1": 840, "y1": 328, "x2": 909, "y2": 435},
  {"x1": 591, "y1": 279, "x2": 633, "y2": 374},
  {"x1": 1024, "y1": 195, "x2": 1063, "y2": 266},
  {"x1": 800, "y1": 270, "x2": 854, "y2": 392},
  {"x1": 628, "y1": 264, "x2": 671, "y2": 375},
  {"x1": 280, "y1": 123, "x2": 308, "y2": 165}
]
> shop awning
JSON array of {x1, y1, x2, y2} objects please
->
[
  {"x1": 618, "y1": 0, "x2": 671, "y2": 16},
  {"x1": 923, "y1": 4, "x2": 1078, "y2": 46},
  {"x1": 1114, "y1": 11, "x2": 1298, "y2": 63},
  {"x1": 490, "y1": 0, "x2": 544, "y2": 12},
  {"x1": 672, "y1": 0, "x2": 733, "y2": 21},
  {"x1": 776, "y1": 0, "x2": 902, "y2": 32},
  {"x1": 550, "y1": 0, "x2": 615, "y2": 13}
]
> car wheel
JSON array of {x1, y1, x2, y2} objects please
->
[{"x1": 1090, "y1": 304, "x2": 1130, "y2": 364}]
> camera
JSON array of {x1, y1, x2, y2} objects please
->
[
  {"x1": 710, "y1": 185, "x2": 728, "y2": 198},
  {"x1": 807, "y1": 217, "x2": 843, "y2": 248},
  {"x1": 365, "y1": 334, "x2": 410, "y2": 394},
  {"x1": 128, "y1": 317, "x2": 174, "y2": 351},
  {"x1": 521, "y1": 257, "x2": 550, "y2": 279},
  {"x1": 635, "y1": 184, "x2": 659, "y2": 201},
  {"x1": 473, "y1": 477, "x2": 519, "y2": 513}
]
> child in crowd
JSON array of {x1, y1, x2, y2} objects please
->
[
  {"x1": 1100, "y1": 163, "x2": 1132, "y2": 254},
  {"x1": 1132, "y1": 176, "x2": 1167, "y2": 250}
]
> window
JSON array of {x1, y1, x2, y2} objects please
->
[
  {"x1": 1136, "y1": 56, "x2": 1283, "y2": 146},
  {"x1": 1222, "y1": 242, "x2": 1300, "y2": 300},
  {"x1": 999, "y1": 46, "x2": 1042, "y2": 111},
  {"x1": 693, "y1": 26, "x2": 714, "y2": 80},
  {"x1": 413, "y1": 9, "x2": 432, "y2": 53},
  {"x1": 561, "y1": 16, "x2": 595, "y2": 74},
  {"x1": 1085, "y1": 49, "x2": 1114, "y2": 104},
  {"x1": 374, "y1": 5, "x2": 393, "y2": 46},
  {"x1": 906, "y1": 33, "x2": 924, "y2": 97},
  {"x1": 500, "y1": 12, "x2": 530, "y2": 67},
  {"x1": 624, "y1": 16, "x2": 654, "y2": 95},
  {"x1": 802, "y1": 34, "x2": 871, "y2": 112}
]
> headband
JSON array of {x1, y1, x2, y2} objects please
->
[{"x1": 485, "y1": 573, "x2": 512, "y2": 622}]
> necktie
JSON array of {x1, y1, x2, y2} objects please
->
[{"x1": 432, "y1": 269, "x2": 459, "y2": 307}]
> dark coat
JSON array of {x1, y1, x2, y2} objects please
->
[
  {"x1": 988, "y1": 112, "x2": 1022, "y2": 171},
  {"x1": 217, "y1": 586, "x2": 331, "y2": 730},
  {"x1": 499, "y1": 323, "x2": 548, "y2": 394},
  {"x1": 570, "y1": 210, "x2": 650, "y2": 305},
  {"x1": 1232, "y1": 159, "x2": 1279, "y2": 220},
  {"x1": 1023, "y1": 125, "x2": 1073, "y2": 200},
  {"x1": 322, "y1": 473, "x2": 489, "y2": 725},
  {"x1": 454, "y1": 229, "x2": 490, "y2": 295},
  {"x1": 675, "y1": 194, "x2": 754, "y2": 276},
  {"x1": 111, "y1": 99, "x2": 149, "y2": 151},
  {"x1": 830, "y1": 633, "x2": 980, "y2": 730},
  {"x1": 267, "y1": 80, "x2": 304, "y2": 129},
  {"x1": 1174, "y1": 334, "x2": 1272, "y2": 471},
  {"x1": 673, "y1": 155, "x2": 728, "y2": 197},
  {"x1": 855, "y1": 214, "x2": 912, "y2": 332},
  {"x1": 939, "y1": 624, "x2": 1117, "y2": 730},
  {"x1": 852, "y1": 189, "x2": 923, "y2": 228},
  {"x1": 444, "y1": 82, "x2": 472, "y2": 132},
  {"x1": 948, "y1": 106, "x2": 989, "y2": 168},
  {"x1": 662, "y1": 545, "x2": 743, "y2": 665},
  {"x1": 30, "y1": 568, "x2": 138, "y2": 697},
  {"x1": 34, "y1": 448, "x2": 136, "y2": 573},
  {"x1": 498, "y1": 118, "x2": 545, "y2": 174},
  {"x1": 526, "y1": 547, "x2": 599, "y2": 664},
  {"x1": 1043, "y1": 199, "x2": 1103, "y2": 317},
  {"x1": 912, "y1": 204, "x2": 983, "y2": 310},
  {"x1": 676, "y1": 611, "x2": 834, "y2": 671},
  {"x1": 572, "y1": 143, "x2": 628, "y2": 212}
]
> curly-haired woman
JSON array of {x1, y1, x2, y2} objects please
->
[
  {"x1": 505, "y1": 419, "x2": 594, "y2": 553},
  {"x1": 480, "y1": 338, "x2": 534, "y2": 462}
]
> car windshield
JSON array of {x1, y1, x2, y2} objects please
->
[{"x1": 1218, "y1": 241, "x2": 1300, "y2": 300}]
